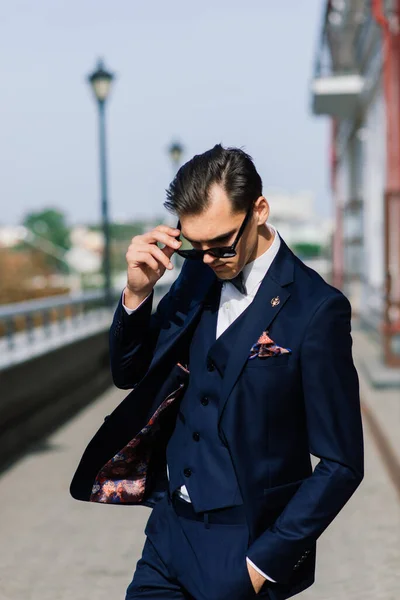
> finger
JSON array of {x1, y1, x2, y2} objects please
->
[
  {"x1": 162, "y1": 244, "x2": 176, "y2": 259},
  {"x1": 132, "y1": 241, "x2": 175, "y2": 264},
  {"x1": 154, "y1": 224, "x2": 180, "y2": 235},
  {"x1": 126, "y1": 246, "x2": 160, "y2": 270},
  {"x1": 145, "y1": 243, "x2": 174, "y2": 269},
  {"x1": 142, "y1": 228, "x2": 181, "y2": 249},
  {"x1": 130, "y1": 225, "x2": 180, "y2": 245},
  {"x1": 134, "y1": 250, "x2": 162, "y2": 272}
]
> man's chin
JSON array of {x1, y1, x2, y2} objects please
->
[{"x1": 210, "y1": 265, "x2": 227, "y2": 274}]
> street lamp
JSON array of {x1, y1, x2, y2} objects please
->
[
  {"x1": 168, "y1": 140, "x2": 184, "y2": 174},
  {"x1": 87, "y1": 58, "x2": 115, "y2": 307},
  {"x1": 167, "y1": 141, "x2": 184, "y2": 269}
]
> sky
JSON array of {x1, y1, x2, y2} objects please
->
[{"x1": 1, "y1": 0, "x2": 329, "y2": 226}]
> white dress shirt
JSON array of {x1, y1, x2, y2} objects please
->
[{"x1": 123, "y1": 223, "x2": 281, "y2": 583}]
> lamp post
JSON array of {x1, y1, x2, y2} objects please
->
[
  {"x1": 168, "y1": 141, "x2": 184, "y2": 268},
  {"x1": 87, "y1": 58, "x2": 115, "y2": 307},
  {"x1": 168, "y1": 141, "x2": 184, "y2": 174}
]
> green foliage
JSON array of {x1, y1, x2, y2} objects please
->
[
  {"x1": 23, "y1": 208, "x2": 71, "y2": 250},
  {"x1": 89, "y1": 222, "x2": 146, "y2": 240},
  {"x1": 22, "y1": 208, "x2": 71, "y2": 273},
  {"x1": 291, "y1": 242, "x2": 322, "y2": 258}
]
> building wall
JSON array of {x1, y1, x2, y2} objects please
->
[
  {"x1": 330, "y1": 6, "x2": 386, "y2": 324},
  {"x1": 314, "y1": 1, "x2": 400, "y2": 363},
  {"x1": 360, "y1": 83, "x2": 386, "y2": 328},
  {"x1": 334, "y1": 82, "x2": 386, "y2": 324},
  {"x1": 336, "y1": 136, "x2": 358, "y2": 305}
]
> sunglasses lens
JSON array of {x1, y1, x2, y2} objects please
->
[
  {"x1": 178, "y1": 248, "x2": 237, "y2": 259},
  {"x1": 210, "y1": 248, "x2": 236, "y2": 258},
  {"x1": 177, "y1": 249, "x2": 203, "y2": 260}
]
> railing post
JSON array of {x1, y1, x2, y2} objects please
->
[
  {"x1": 5, "y1": 319, "x2": 15, "y2": 351},
  {"x1": 25, "y1": 314, "x2": 34, "y2": 344}
]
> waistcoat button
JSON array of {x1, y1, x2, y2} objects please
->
[
  {"x1": 192, "y1": 432, "x2": 200, "y2": 442},
  {"x1": 201, "y1": 397, "x2": 209, "y2": 406},
  {"x1": 183, "y1": 468, "x2": 192, "y2": 477},
  {"x1": 207, "y1": 359, "x2": 215, "y2": 371}
]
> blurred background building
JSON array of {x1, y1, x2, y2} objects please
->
[
  {"x1": 268, "y1": 190, "x2": 334, "y2": 280},
  {"x1": 311, "y1": 0, "x2": 400, "y2": 366}
]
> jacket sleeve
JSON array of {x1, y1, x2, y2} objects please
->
[
  {"x1": 109, "y1": 267, "x2": 186, "y2": 389},
  {"x1": 246, "y1": 292, "x2": 364, "y2": 582}
]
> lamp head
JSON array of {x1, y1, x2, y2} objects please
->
[{"x1": 88, "y1": 59, "x2": 114, "y2": 103}]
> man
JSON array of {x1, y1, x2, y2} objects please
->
[{"x1": 70, "y1": 144, "x2": 364, "y2": 599}]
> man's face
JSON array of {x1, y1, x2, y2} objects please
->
[{"x1": 178, "y1": 184, "x2": 265, "y2": 279}]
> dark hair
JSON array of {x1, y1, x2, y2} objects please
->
[{"x1": 164, "y1": 144, "x2": 263, "y2": 217}]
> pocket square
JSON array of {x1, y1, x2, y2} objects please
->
[{"x1": 248, "y1": 330, "x2": 291, "y2": 360}]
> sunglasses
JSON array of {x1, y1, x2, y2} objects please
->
[{"x1": 175, "y1": 204, "x2": 253, "y2": 260}]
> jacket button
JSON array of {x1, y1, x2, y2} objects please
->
[
  {"x1": 207, "y1": 359, "x2": 215, "y2": 371},
  {"x1": 183, "y1": 468, "x2": 192, "y2": 477},
  {"x1": 193, "y1": 432, "x2": 200, "y2": 442},
  {"x1": 201, "y1": 397, "x2": 209, "y2": 406}
]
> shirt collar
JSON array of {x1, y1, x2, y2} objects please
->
[{"x1": 240, "y1": 223, "x2": 281, "y2": 296}]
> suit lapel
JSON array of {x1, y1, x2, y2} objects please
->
[
  {"x1": 218, "y1": 237, "x2": 295, "y2": 423},
  {"x1": 148, "y1": 265, "x2": 217, "y2": 373}
]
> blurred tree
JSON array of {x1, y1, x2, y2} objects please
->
[
  {"x1": 23, "y1": 208, "x2": 71, "y2": 250},
  {"x1": 21, "y1": 208, "x2": 71, "y2": 272},
  {"x1": 89, "y1": 221, "x2": 146, "y2": 240},
  {"x1": 291, "y1": 242, "x2": 322, "y2": 258}
]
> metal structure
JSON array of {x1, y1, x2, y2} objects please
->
[
  {"x1": 87, "y1": 59, "x2": 115, "y2": 307},
  {"x1": 312, "y1": 0, "x2": 400, "y2": 367},
  {"x1": 312, "y1": 0, "x2": 367, "y2": 117},
  {"x1": 0, "y1": 291, "x2": 111, "y2": 370},
  {"x1": 0, "y1": 282, "x2": 172, "y2": 371},
  {"x1": 167, "y1": 140, "x2": 185, "y2": 269},
  {"x1": 168, "y1": 141, "x2": 184, "y2": 173}
]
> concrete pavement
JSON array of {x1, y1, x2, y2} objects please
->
[{"x1": 0, "y1": 327, "x2": 399, "y2": 600}]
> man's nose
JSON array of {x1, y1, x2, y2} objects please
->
[{"x1": 202, "y1": 251, "x2": 216, "y2": 265}]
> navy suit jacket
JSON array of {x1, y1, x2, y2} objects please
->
[{"x1": 70, "y1": 237, "x2": 364, "y2": 599}]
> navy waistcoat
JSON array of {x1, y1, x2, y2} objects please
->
[{"x1": 166, "y1": 279, "x2": 248, "y2": 512}]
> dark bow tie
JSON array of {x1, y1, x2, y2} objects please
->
[{"x1": 226, "y1": 271, "x2": 247, "y2": 295}]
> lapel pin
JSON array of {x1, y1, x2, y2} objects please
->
[{"x1": 271, "y1": 296, "x2": 280, "y2": 307}]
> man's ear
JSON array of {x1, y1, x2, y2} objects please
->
[{"x1": 255, "y1": 196, "x2": 270, "y2": 225}]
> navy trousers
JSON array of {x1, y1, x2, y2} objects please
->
[{"x1": 125, "y1": 492, "x2": 271, "y2": 600}]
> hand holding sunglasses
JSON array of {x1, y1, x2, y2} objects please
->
[{"x1": 124, "y1": 224, "x2": 182, "y2": 308}]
